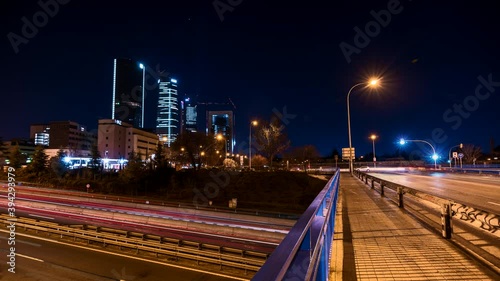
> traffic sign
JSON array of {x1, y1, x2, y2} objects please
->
[
  {"x1": 342, "y1": 147, "x2": 355, "y2": 160},
  {"x1": 458, "y1": 153, "x2": 464, "y2": 159},
  {"x1": 452, "y1": 152, "x2": 458, "y2": 158}
]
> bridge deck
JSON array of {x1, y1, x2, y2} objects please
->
[{"x1": 330, "y1": 173, "x2": 497, "y2": 281}]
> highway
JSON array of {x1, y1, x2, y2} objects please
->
[
  {"x1": 0, "y1": 230, "x2": 241, "y2": 281},
  {"x1": 367, "y1": 171, "x2": 500, "y2": 213},
  {"x1": 0, "y1": 184, "x2": 297, "y2": 253}
]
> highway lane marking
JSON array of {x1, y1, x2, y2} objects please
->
[
  {"x1": 488, "y1": 201, "x2": 500, "y2": 206},
  {"x1": 28, "y1": 214, "x2": 54, "y2": 220},
  {"x1": 3, "y1": 231, "x2": 249, "y2": 281},
  {"x1": 17, "y1": 253, "x2": 44, "y2": 262}
]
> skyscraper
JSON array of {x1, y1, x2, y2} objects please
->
[
  {"x1": 207, "y1": 110, "x2": 234, "y2": 155},
  {"x1": 112, "y1": 58, "x2": 145, "y2": 128},
  {"x1": 156, "y1": 78, "x2": 179, "y2": 146},
  {"x1": 180, "y1": 95, "x2": 197, "y2": 133}
]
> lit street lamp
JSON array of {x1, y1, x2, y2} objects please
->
[
  {"x1": 347, "y1": 78, "x2": 380, "y2": 175},
  {"x1": 249, "y1": 120, "x2": 258, "y2": 169},
  {"x1": 399, "y1": 139, "x2": 439, "y2": 169},
  {"x1": 370, "y1": 134, "x2": 377, "y2": 168},
  {"x1": 201, "y1": 134, "x2": 223, "y2": 167}
]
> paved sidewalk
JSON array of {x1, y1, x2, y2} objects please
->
[{"x1": 330, "y1": 173, "x2": 498, "y2": 281}]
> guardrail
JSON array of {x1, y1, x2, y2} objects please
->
[
  {"x1": 442, "y1": 167, "x2": 500, "y2": 176},
  {"x1": 0, "y1": 181, "x2": 299, "y2": 220},
  {"x1": 252, "y1": 169, "x2": 340, "y2": 280},
  {"x1": 353, "y1": 170, "x2": 500, "y2": 272},
  {"x1": 353, "y1": 170, "x2": 500, "y2": 236},
  {"x1": 0, "y1": 214, "x2": 267, "y2": 274}
]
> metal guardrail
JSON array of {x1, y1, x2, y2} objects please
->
[
  {"x1": 252, "y1": 170, "x2": 340, "y2": 281},
  {"x1": 353, "y1": 170, "x2": 500, "y2": 272},
  {"x1": 0, "y1": 181, "x2": 299, "y2": 220},
  {"x1": 353, "y1": 170, "x2": 500, "y2": 235},
  {"x1": 0, "y1": 214, "x2": 267, "y2": 273},
  {"x1": 442, "y1": 167, "x2": 500, "y2": 176}
]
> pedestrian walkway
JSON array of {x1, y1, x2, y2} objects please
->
[{"x1": 330, "y1": 173, "x2": 498, "y2": 281}]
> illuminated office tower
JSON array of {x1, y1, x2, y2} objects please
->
[
  {"x1": 111, "y1": 58, "x2": 145, "y2": 128},
  {"x1": 156, "y1": 78, "x2": 179, "y2": 146}
]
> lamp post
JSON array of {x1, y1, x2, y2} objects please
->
[
  {"x1": 448, "y1": 143, "x2": 463, "y2": 168},
  {"x1": 370, "y1": 134, "x2": 377, "y2": 168},
  {"x1": 347, "y1": 79, "x2": 379, "y2": 175},
  {"x1": 249, "y1": 120, "x2": 258, "y2": 170},
  {"x1": 202, "y1": 134, "x2": 223, "y2": 167},
  {"x1": 139, "y1": 63, "x2": 146, "y2": 128},
  {"x1": 399, "y1": 139, "x2": 438, "y2": 169}
]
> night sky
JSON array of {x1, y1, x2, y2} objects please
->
[{"x1": 2, "y1": 0, "x2": 500, "y2": 161}]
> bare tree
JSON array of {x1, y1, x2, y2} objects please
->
[
  {"x1": 287, "y1": 145, "x2": 320, "y2": 171},
  {"x1": 461, "y1": 144, "x2": 482, "y2": 164},
  {"x1": 171, "y1": 132, "x2": 222, "y2": 170},
  {"x1": 254, "y1": 119, "x2": 290, "y2": 168}
]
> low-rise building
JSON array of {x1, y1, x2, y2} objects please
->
[{"x1": 98, "y1": 119, "x2": 158, "y2": 161}]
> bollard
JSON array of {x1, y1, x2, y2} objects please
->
[
  {"x1": 380, "y1": 181, "x2": 384, "y2": 196},
  {"x1": 365, "y1": 176, "x2": 368, "y2": 184},
  {"x1": 371, "y1": 179, "x2": 375, "y2": 189},
  {"x1": 397, "y1": 186, "x2": 403, "y2": 208},
  {"x1": 441, "y1": 203, "x2": 452, "y2": 239}
]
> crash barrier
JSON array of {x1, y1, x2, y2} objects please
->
[
  {"x1": 0, "y1": 181, "x2": 299, "y2": 220},
  {"x1": 0, "y1": 214, "x2": 267, "y2": 274},
  {"x1": 252, "y1": 169, "x2": 340, "y2": 281},
  {"x1": 354, "y1": 171, "x2": 500, "y2": 237},
  {"x1": 442, "y1": 167, "x2": 500, "y2": 176},
  {"x1": 354, "y1": 170, "x2": 500, "y2": 272}
]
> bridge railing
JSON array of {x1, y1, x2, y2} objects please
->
[{"x1": 252, "y1": 170, "x2": 340, "y2": 281}]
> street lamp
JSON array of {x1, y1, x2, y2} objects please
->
[
  {"x1": 399, "y1": 139, "x2": 439, "y2": 169},
  {"x1": 370, "y1": 134, "x2": 377, "y2": 168},
  {"x1": 347, "y1": 78, "x2": 380, "y2": 175},
  {"x1": 448, "y1": 143, "x2": 463, "y2": 168},
  {"x1": 139, "y1": 63, "x2": 146, "y2": 128},
  {"x1": 249, "y1": 120, "x2": 258, "y2": 169}
]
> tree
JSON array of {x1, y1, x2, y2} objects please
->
[
  {"x1": 154, "y1": 142, "x2": 167, "y2": 169},
  {"x1": 120, "y1": 152, "x2": 144, "y2": 182},
  {"x1": 461, "y1": 144, "x2": 482, "y2": 164},
  {"x1": 171, "y1": 132, "x2": 221, "y2": 170},
  {"x1": 254, "y1": 118, "x2": 290, "y2": 168},
  {"x1": 50, "y1": 149, "x2": 69, "y2": 178},
  {"x1": 289, "y1": 145, "x2": 320, "y2": 161},
  {"x1": 251, "y1": 155, "x2": 268, "y2": 169},
  {"x1": 8, "y1": 143, "x2": 24, "y2": 169},
  {"x1": 0, "y1": 137, "x2": 6, "y2": 165},
  {"x1": 89, "y1": 145, "x2": 102, "y2": 177},
  {"x1": 223, "y1": 158, "x2": 238, "y2": 169},
  {"x1": 29, "y1": 146, "x2": 48, "y2": 177},
  {"x1": 288, "y1": 145, "x2": 320, "y2": 172},
  {"x1": 328, "y1": 148, "x2": 340, "y2": 159}
]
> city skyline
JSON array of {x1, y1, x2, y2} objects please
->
[{"x1": 2, "y1": 0, "x2": 500, "y2": 160}]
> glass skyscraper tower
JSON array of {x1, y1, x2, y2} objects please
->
[
  {"x1": 156, "y1": 78, "x2": 179, "y2": 147},
  {"x1": 111, "y1": 58, "x2": 145, "y2": 128}
]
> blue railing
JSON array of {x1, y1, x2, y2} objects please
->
[{"x1": 252, "y1": 170, "x2": 340, "y2": 281}]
